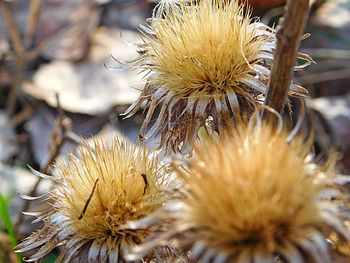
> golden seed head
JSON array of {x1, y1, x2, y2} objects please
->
[
  {"x1": 57, "y1": 140, "x2": 167, "y2": 239},
  {"x1": 15, "y1": 137, "x2": 177, "y2": 262},
  {"x1": 180, "y1": 126, "x2": 321, "y2": 253},
  {"x1": 127, "y1": 124, "x2": 350, "y2": 262},
  {"x1": 122, "y1": 0, "x2": 312, "y2": 154},
  {"x1": 150, "y1": 1, "x2": 265, "y2": 96}
]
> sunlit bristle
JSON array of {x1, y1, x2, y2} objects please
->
[
  {"x1": 126, "y1": 124, "x2": 350, "y2": 262},
  {"x1": 15, "y1": 137, "x2": 178, "y2": 262}
]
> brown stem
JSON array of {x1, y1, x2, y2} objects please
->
[
  {"x1": 0, "y1": 0, "x2": 24, "y2": 56},
  {"x1": 14, "y1": 136, "x2": 66, "y2": 234},
  {"x1": 1, "y1": 0, "x2": 27, "y2": 115},
  {"x1": 9, "y1": 104, "x2": 36, "y2": 127},
  {"x1": 26, "y1": 15, "x2": 91, "y2": 62},
  {"x1": 24, "y1": 0, "x2": 41, "y2": 48},
  {"x1": 15, "y1": 95, "x2": 70, "y2": 233},
  {"x1": 264, "y1": 0, "x2": 310, "y2": 117}
]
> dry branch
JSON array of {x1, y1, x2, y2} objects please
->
[
  {"x1": 0, "y1": 0, "x2": 24, "y2": 56},
  {"x1": 24, "y1": 0, "x2": 41, "y2": 48},
  {"x1": 264, "y1": 0, "x2": 310, "y2": 116},
  {"x1": 15, "y1": 95, "x2": 73, "y2": 233}
]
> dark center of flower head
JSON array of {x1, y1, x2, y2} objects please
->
[
  {"x1": 212, "y1": 218, "x2": 294, "y2": 253},
  {"x1": 231, "y1": 235, "x2": 264, "y2": 247}
]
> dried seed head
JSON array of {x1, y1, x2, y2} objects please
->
[
  {"x1": 122, "y1": 0, "x2": 312, "y2": 154},
  {"x1": 15, "y1": 137, "x2": 177, "y2": 262},
  {"x1": 126, "y1": 124, "x2": 350, "y2": 262}
]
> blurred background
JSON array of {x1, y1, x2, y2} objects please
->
[{"x1": 0, "y1": 0, "x2": 349, "y2": 262}]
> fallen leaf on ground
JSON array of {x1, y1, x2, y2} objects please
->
[{"x1": 23, "y1": 28, "x2": 143, "y2": 115}]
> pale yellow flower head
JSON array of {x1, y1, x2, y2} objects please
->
[
  {"x1": 122, "y1": 0, "x2": 312, "y2": 154},
  {"x1": 15, "y1": 137, "x2": 177, "y2": 262},
  {"x1": 126, "y1": 124, "x2": 350, "y2": 262}
]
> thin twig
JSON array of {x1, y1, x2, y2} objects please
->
[
  {"x1": 24, "y1": 0, "x2": 41, "y2": 48},
  {"x1": 1, "y1": 0, "x2": 27, "y2": 115},
  {"x1": 264, "y1": 0, "x2": 310, "y2": 117},
  {"x1": 0, "y1": 0, "x2": 24, "y2": 56},
  {"x1": 78, "y1": 179, "x2": 99, "y2": 220},
  {"x1": 9, "y1": 104, "x2": 36, "y2": 127},
  {"x1": 15, "y1": 95, "x2": 71, "y2": 233},
  {"x1": 296, "y1": 68, "x2": 350, "y2": 86},
  {"x1": 26, "y1": 16, "x2": 91, "y2": 62},
  {"x1": 6, "y1": 62, "x2": 24, "y2": 115},
  {"x1": 15, "y1": 130, "x2": 67, "y2": 233},
  {"x1": 301, "y1": 48, "x2": 350, "y2": 60}
]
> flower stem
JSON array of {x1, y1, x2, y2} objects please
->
[{"x1": 264, "y1": 0, "x2": 310, "y2": 118}]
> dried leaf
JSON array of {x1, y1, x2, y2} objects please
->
[{"x1": 23, "y1": 28, "x2": 143, "y2": 115}]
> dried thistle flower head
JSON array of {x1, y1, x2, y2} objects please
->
[
  {"x1": 126, "y1": 124, "x2": 350, "y2": 262},
  {"x1": 15, "y1": 137, "x2": 177, "y2": 262},
  {"x1": 121, "y1": 0, "x2": 313, "y2": 154}
]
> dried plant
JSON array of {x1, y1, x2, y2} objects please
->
[
  {"x1": 15, "y1": 137, "x2": 178, "y2": 262},
  {"x1": 9, "y1": 1, "x2": 348, "y2": 263},
  {"x1": 125, "y1": 123, "x2": 350, "y2": 263},
  {"x1": 120, "y1": 0, "x2": 313, "y2": 154}
]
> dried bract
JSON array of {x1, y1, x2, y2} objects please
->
[{"x1": 150, "y1": 0, "x2": 186, "y2": 18}]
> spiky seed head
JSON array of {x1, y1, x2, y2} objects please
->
[
  {"x1": 121, "y1": 0, "x2": 313, "y2": 154},
  {"x1": 126, "y1": 124, "x2": 350, "y2": 262},
  {"x1": 15, "y1": 137, "x2": 178, "y2": 262}
]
